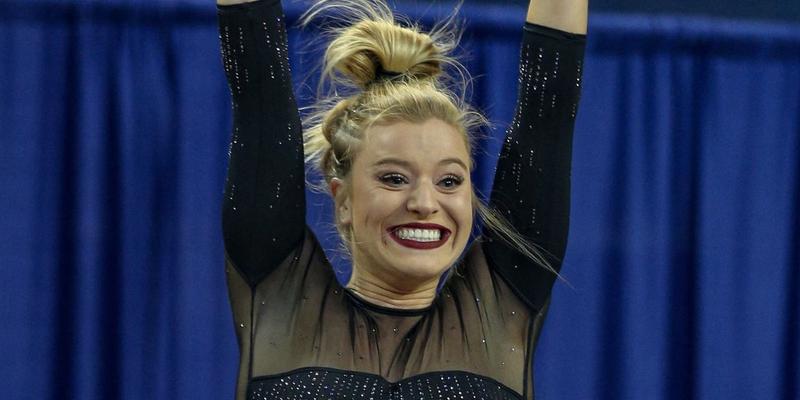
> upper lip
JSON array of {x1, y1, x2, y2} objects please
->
[{"x1": 389, "y1": 223, "x2": 451, "y2": 235}]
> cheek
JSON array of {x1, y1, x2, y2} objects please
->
[
  {"x1": 447, "y1": 191, "x2": 474, "y2": 232},
  {"x1": 353, "y1": 188, "x2": 405, "y2": 229}
]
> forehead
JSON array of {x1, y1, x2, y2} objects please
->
[{"x1": 360, "y1": 118, "x2": 470, "y2": 168}]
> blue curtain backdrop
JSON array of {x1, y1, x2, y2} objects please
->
[{"x1": 2, "y1": 1, "x2": 799, "y2": 399}]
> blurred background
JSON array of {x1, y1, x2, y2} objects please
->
[{"x1": 1, "y1": 0, "x2": 798, "y2": 399}]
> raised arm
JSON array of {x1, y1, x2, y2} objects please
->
[
  {"x1": 484, "y1": 0, "x2": 587, "y2": 311},
  {"x1": 218, "y1": 0, "x2": 306, "y2": 287}
]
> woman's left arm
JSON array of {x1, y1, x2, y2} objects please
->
[{"x1": 484, "y1": 0, "x2": 588, "y2": 312}]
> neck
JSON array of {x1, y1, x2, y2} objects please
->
[{"x1": 346, "y1": 267, "x2": 439, "y2": 310}]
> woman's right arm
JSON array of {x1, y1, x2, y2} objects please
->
[{"x1": 218, "y1": 0, "x2": 306, "y2": 287}]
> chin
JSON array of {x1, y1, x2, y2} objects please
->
[
  {"x1": 383, "y1": 248, "x2": 459, "y2": 281},
  {"x1": 392, "y1": 259, "x2": 450, "y2": 281}
]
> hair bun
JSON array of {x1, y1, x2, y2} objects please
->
[{"x1": 326, "y1": 20, "x2": 443, "y2": 88}]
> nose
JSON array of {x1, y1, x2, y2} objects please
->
[{"x1": 406, "y1": 182, "x2": 438, "y2": 218}]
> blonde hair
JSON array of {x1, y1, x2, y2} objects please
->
[{"x1": 300, "y1": 0, "x2": 560, "y2": 277}]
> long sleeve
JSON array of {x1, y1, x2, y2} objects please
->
[
  {"x1": 484, "y1": 23, "x2": 586, "y2": 312},
  {"x1": 219, "y1": 0, "x2": 305, "y2": 288}
]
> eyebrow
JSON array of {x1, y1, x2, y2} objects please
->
[{"x1": 373, "y1": 157, "x2": 469, "y2": 171}]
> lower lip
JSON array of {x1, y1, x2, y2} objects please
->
[{"x1": 388, "y1": 230, "x2": 450, "y2": 250}]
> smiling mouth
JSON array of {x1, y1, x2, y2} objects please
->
[{"x1": 388, "y1": 224, "x2": 451, "y2": 250}]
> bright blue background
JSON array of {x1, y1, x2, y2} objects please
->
[{"x1": 1, "y1": 1, "x2": 799, "y2": 399}]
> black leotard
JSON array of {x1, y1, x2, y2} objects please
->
[{"x1": 218, "y1": 0, "x2": 585, "y2": 399}]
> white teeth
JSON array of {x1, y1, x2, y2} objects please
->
[{"x1": 396, "y1": 227, "x2": 442, "y2": 242}]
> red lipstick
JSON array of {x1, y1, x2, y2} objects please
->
[{"x1": 387, "y1": 223, "x2": 451, "y2": 250}]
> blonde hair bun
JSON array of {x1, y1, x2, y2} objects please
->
[
  {"x1": 327, "y1": 20, "x2": 442, "y2": 88},
  {"x1": 301, "y1": 0, "x2": 456, "y2": 89}
]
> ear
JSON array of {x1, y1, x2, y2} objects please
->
[{"x1": 329, "y1": 178, "x2": 352, "y2": 225}]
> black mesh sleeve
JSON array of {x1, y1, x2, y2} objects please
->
[
  {"x1": 485, "y1": 23, "x2": 586, "y2": 311},
  {"x1": 218, "y1": 0, "x2": 305, "y2": 287}
]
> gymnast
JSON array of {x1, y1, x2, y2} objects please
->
[{"x1": 216, "y1": 0, "x2": 587, "y2": 398}]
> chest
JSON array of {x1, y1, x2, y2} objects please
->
[{"x1": 249, "y1": 278, "x2": 532, "y2": 393}]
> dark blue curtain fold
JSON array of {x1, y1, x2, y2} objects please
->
[{"x1": 1, "y1": 1, "x2": 798, "y2": 399}]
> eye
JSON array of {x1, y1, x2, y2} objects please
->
[
  {"x1": 378, "y1": 173, "x2": 409, "y2": 187},
  {"x1": 438, "y1": 174, "x2": 464, "y2": 189}
]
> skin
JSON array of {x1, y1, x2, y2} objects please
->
[
  {"x1": 527, "y1": 0, "x2": 588, "y2": 34},
  {"x1": 331, "y1": 119, "x2": 473, "y2": 309}
]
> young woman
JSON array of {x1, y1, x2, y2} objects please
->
[{"x1": 216, "y1": 0, "x2": 587, "y2": 398}]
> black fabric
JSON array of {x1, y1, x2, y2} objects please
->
[
  {"x1": 217, "y1": 1, "x2": 585, "y2": 399},
  {"x1": 486, "y1": 21, "x2": 586, "y2": 311},
  {"x1": 249, "y1": 368, "x2": 522, "y2": 400},
  {"x1": 219, "y1": 0, "x2": 306, "y2": 288}
]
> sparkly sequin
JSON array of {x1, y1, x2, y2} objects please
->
[{"x1": 248, "y1": 369, "x2": 521, "y2": 400}]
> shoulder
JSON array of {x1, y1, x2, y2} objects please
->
[
  {"x1": 445, "y1": 239, "x2": 528, "y2": 315},
  {"x1": 246, "y1": 226, "x2": 333, "y2": 291}
]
